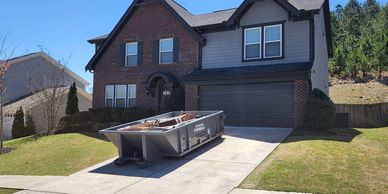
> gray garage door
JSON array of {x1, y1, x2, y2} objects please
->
[{"x1": 199, "y1": 82, "x2": 294, "y2": 127}]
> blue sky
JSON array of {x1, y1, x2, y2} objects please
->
[{"x1": 0, "y1": 0, "x2": 386, "y2": 92}]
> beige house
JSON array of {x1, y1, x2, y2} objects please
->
[
  {"x1": 3, "y1": 87, "x2": 92, "y2": 138},
  {"x1": 1, "y1": 52, "x2": 92, "y2": 139}
]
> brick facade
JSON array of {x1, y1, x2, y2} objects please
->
[
  {"x1": 185, "y1": 85, "x2": 198, "y2": 111},
  {"x1": 92, "y1": 1, "x2": 200, "y2": 110},
  {"x1": 293, "y1": 80, "x2": 310, "y2": 128}
]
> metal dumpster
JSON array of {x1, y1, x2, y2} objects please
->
[{"x1": 100, "y1": 111, "x2": 225, "y2": 167}]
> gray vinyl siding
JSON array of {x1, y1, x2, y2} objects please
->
[
  {"x1": 311, "y1": 7, "x2": 329, "y2": 95},
  {"x1": 202, "y1": 0, "x2": 310, "y2": 69},
  {"x1": 4, "y1": 56, "x2": 86, "y2": 103}
]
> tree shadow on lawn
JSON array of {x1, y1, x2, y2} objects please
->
[
  {"x1": 78, "y1": 131, "x2": 110, "y2": 142},
  {"x1": 283, "y1": 128, "x2": 363, "y2": 143}
]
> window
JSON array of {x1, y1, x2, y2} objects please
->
[
  {"x1": 105, "y1": 84, "x2": 137, "y2": 108},
  {"x1": 159, "y1": 38, "x2": 174, "y2": 64},
  {"x1": 126, "y1": 42, "x2": 138, "y2": 66},
  {"x1": 115, "y1": 85, "x2": 126, "y2": 108},
  {"x1": 244, "y1": 27, "x2": 261, "y2": 60},
  {"x1": 264, "y1": 25, "x2": 282, "y2": 58},
  {"x1": 105, "y1": 85, "x2": 114, "y2": 107},
  {"x1": 127, "y1": 85, "x2": 137, "y2": 108}
]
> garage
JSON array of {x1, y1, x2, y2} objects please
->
[{"x1": 199, "y1": 82, "x2": 294, "y2": 127}]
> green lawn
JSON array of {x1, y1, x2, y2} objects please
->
[
  {"x1": 240, "y1": 127, "x2": 388, "y2": 194},
  {"x1": 0, "y1": 188, "x2": 19, "y2": 194},
  {"x1": 0, "y1": 133, "x2": 117, "y2": 176}
]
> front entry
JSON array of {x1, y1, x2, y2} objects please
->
[{"x1": 156, "y1": 79, "x2": 169, "y2": 112}]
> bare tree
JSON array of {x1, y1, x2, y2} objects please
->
[
  {"x1": 28, "y1": 55, "x2": 70, "y2": 134},
  {"x1": 0, "y1": 34, "x2": 15, "y2": 149}
]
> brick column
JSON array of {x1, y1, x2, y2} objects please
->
[
  {"x1": 185, "y1": 85, "x2": 198, "y2": 111},
  {"x1": 293, "y1": 80, "x2": 310, "y2": 128}
]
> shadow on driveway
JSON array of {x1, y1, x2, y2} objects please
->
[{"x1": 89, "y1": 137, "x2": 225, "y2": 178}]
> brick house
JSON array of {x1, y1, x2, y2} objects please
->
[{"x1": 86, "y1": 0, "x2": 332, "y2": 128}]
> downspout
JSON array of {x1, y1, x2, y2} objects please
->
[{"x1": 308, "y1": 14, "x2": 315, "y2": 92}]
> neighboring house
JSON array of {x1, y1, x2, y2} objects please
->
[
  {"x1": 1, "y1": 52, "x2": 89, "y2": 104},
  {"x1": 3, "y1": 87, "x2": 92, "y2": 138},
  {"x1": 1, "y1": 52, "x2": 92, "y2": 138},
  {"x1": 86, "y1": 0, "x2": 332, "y2": 128}
]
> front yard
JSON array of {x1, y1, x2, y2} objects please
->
[
  {"x1": 0, "y1": 189, "x2": 19, "y2": 194},
  {"x1": 0, "y1": 133, "x2": 117, "y2": 176},
  {"x1": 240, "y1": 127, "x2": 388, "y2": 194}
]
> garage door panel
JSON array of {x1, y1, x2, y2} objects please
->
[{"x1": 200, "y1": 82, "x2": 294, "y2": 127}]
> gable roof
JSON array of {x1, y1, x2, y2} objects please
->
[
  {"x1": 3, "y1": 52, "x2": 89, "y2": 86},
  {"x1": 86, "y1": 0, "x2": 332, "y2": 70},
  {"x1": 85, "y1": 0, "x2": 206, "y2": 71}
]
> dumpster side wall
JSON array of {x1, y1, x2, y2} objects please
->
[{"x1": 92, "y1": 0, "x2": 200, "y2": 110}]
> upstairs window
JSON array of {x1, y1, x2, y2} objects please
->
[
  {"x1": 264, "y1": 25, "x2": 282, "y2": 58},
  {"x1": 126, "y1": 42, "x2": 138, "y2": 66},
  {"x1": 115, "y1": 85, "x2": 127, "y2": 108},
  {"x1": 244, "y1": 27, "x2": 262, "y2": 60},
  {"x1": 105, "y1": 85, "x2": 114, "y2": 107},
  {"x1": 159, "y1": 38, "x2": 174, "y2": 64}
]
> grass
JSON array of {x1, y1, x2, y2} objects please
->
[
  {"x1": 0, "y1": 133, "x2": 117, "y2": 176},
  {"x1": 0, "y1": 189, "x2": 19, "y2": 194},
  {"x1": 330, "y1": 82, "x2": 388, "y2": 104},
  {"x1": 240, "y1": 127, "x2": 388, "y2": 194}
]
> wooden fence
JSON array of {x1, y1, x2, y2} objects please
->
[{"x1": 335, "y1": 103, "x2": 388, "y2": 128}]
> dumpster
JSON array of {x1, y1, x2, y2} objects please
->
[{"x1": 100, "y1": 111, "x2": 225, "y2": 167}]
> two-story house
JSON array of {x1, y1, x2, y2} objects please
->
[
  {"x1": 2, "y1": 52, "x2": 92, "y2": 138},
  {"x1": 86, "y1": 0, "x2": 332, "y2": 128}
]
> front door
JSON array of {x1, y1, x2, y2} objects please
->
[{"x1": 157, "y1": 79, "x2": 168, "y2": 112}]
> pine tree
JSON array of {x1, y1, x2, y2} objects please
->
[
  {"x1": 25, "y1": 114, "x2": 36, "y2": 136},
  {"x1": 65, "y1": 82, "x2": 79, "y2": 116},
  {"x1": 11, "y1": 107, "x2": 25, "y2": 139}
]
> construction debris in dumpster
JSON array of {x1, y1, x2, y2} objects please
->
[{"x1": 117, "y1": 112, "x2": 197, "y2": 131}]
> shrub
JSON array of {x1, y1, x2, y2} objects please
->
[
  {"x1": 303, "y1": 89, "x2": 336, "y2": 130},
  {"x1": 58, "y1": 114, "x2": 72, "y2": 131},
  {"x1": 89, "y1": 108, "x2": 113, "y2": 123},
  {"x1": 89, "y1": 107, "x2": 154, "y2": 124},
  {"x1": 25, "y1": 114, "x2": 36, "y2": 136},
  {"x1": 71, "y1": 111, "x2": 93, "y2": 129},
  {"x1": 119, "y1": 107, "x2": 154, "y2": 124},
  {"x1": 12, "y1": 106, "x2": 25, "y2": 139},
  {"x1": 65, "y1": 82, "x2": 79, "y2": 116}
]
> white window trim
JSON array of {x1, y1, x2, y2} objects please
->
[
  {"x1": 125, "y1": 42, "x2": 138, "y2": 66},
  {"x1": 244, "y1": 27, "x2": 262, "y2": 60},
  {"x1": 114, "y1": 85, "x2": 127, "y2": 108},
  {"x1": 127, "y1": 84, "x2": 136, "y2": 108},
  {"x1": 105, "y1": 85, "x2": 114, "y2": 107},
  {"x1": 263, "y1": 24, "x2": 282, "y2": 58},
  {"x1": 159, "y1": 38, "x2": 174, "y2": 64}
]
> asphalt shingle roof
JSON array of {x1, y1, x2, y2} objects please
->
[
  {"x1": 89, "y1": 0, "x2": 326, "y2": 42},
  {"x1": 184, "y1": 62, "x2": 313, "y2": 81}
]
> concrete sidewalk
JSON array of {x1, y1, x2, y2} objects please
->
[{"x1": 0, "y1": 127, "x2": 293, "y2": 194}]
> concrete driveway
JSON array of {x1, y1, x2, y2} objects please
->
[{"x1": 2, "y1": 127, "x2": 292, "y2": 194}]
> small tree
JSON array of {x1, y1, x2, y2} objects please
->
[
  {"x1": 65, "y1": 82, "x2": 79, "y2": 116},
  {"x1": 12, "y1": 107, "x2": 25, "y2": 139},
  {"x1": 28, "y1": 54, "x2": 69, "y2": 134},
  {"x1": 25, "y1": 113, "x2": 36, "y2": 136},
  {"x1": 303, "y1": 89, "x2": 336, "y2": 130},
  {"x1": 0, "y1": 33, "x2": 15, "y2": 149}
]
